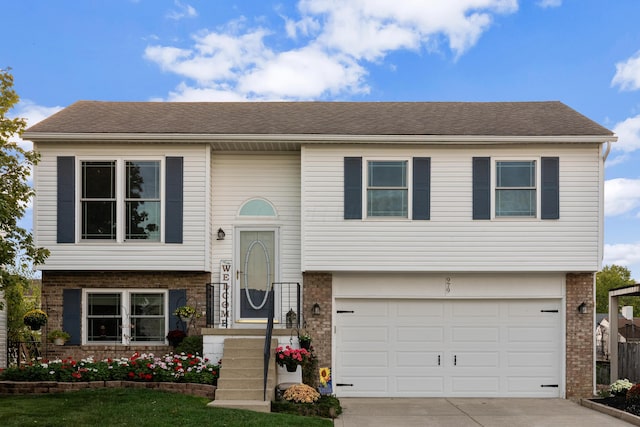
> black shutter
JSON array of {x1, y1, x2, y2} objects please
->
[
  {"x1": 165, "y1": 157, "x2": 184, "y2": 243},
  {"x1": 169, "y1": 289, "x2": 187, "y2": 330},
  {"x1": 57, "y1": 156, "x2": 75, "y2": 243},
  {"x1": 473, "y1": 157, "x2": 491, "y2": 220},
  {"x1": 413, "y1": 157, "x2": 431, "y2": 220},
  {"x1": 63, "y1": 289, "x2": 82, "y2": 345},
  {"x1": 541, "y1": 157, "x2": 560, "y2": 219},
  {"x1": 344, "y1": 157, "x2": 362, "y2": 219}
]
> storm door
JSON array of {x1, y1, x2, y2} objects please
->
[{"x1": 235, "y1": 229, "x2": 278, "y2": 322}]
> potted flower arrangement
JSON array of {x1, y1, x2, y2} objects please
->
[
  {"x1": 166, "y1": 329, "x2": 187, "y2": 347},
  {"x1": 47, "y1": 329, "x2": 71, "y2": 345},
  {"x1": 23, "y1": 309, "x2": 48, "y2": 330},
  {"x1": 275, "y1": 345, "x2": 310, "y2": 372},
  {"x1": 173, "y1": 305, "x2": 198, "y2": 322},
  {"x1": 298, "y1": 331, "x2": 312, "y2": 350}
]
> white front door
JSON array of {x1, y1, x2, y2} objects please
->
[{"x1": 235, "y1": 228, "x2": 278, "y2": 323}]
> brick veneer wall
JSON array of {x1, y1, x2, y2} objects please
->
[
  {"x1": 302, "y1": 273, "x2": 332, "y2": 370},
  {"x1": 566, "y1": 272, "x2": 595, "y2": 399},
  {"x1": 41, "y1": 271, "x2": 210, "y2": 361}
]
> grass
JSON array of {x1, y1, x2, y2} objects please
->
[{"x1": 0, "y1": 388, "x2": 333, "y2": 427}]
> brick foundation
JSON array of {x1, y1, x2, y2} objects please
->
[
  {"x1": 41, "y1": 270, "x2": 210, "y2": 361},
  {"x1": 302, "y1": 272, "x2": 332, "y2": 370},
  {"x1": 566, "y1": 272, "x2": 595, "y2": 399}
]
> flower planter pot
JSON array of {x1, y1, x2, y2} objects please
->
[
  {"x1": 300, "y1": 341, "x2": 311, "y2": 350},
  {"x1": 286, "y1": 363, "x2": 299, "y2": 372},
  {"x1": 53, "y1": 338, "x2": 66, "y2": 346}
]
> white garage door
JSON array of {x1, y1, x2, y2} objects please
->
[{"x1": 335, "y1": 299, "x2": 562, "y2": 398}]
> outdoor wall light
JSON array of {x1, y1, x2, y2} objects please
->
[
  {"x1": 216, "y1": 228, "x2": 226, "y2": 240},
  {"x1": 577, "y1": 302, "x2": 587, "y2": 314},
  {"x1": 312, "y1": 303, "x2": 321, "y2": 316}
]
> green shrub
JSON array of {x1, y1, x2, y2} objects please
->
[
  {"x1": 174, "y1": 335, "x2": 203, "y2": 355},
  {"x1": 271, "y1": 395, "x2": 342, "y2": 419}
]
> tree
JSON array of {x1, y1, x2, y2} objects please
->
[
  {"x1": 0, "y1": 68, "x2": 49, "y2": 271},
  {"x1": 596, "y1": 264, "x2": 636, "y2": 314}
]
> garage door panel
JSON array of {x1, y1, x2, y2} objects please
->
[
  {"x1": 507, "y1": 377, "x2": 559, "y2": 395},
  {"x1": 452, "y1": 301, "x2": 500, "y2": 319},
  {"x1": 451, "y1": 376, "x2": 500, "y2": 393},
  {"x1": 396, "y1": 376, "x2": 445, "y2": 393},
  {"x1": 397, "y1": 326, "x2": 444, "y2": 344},
  {"x1": 397, "y1": 351, "x2": 442, "y2": 368},
  {"x1": 508, "y1": 326, "x2": 559, "y2": 344},
  {"x1": 340, "y1": 326, "x2": 387, "y2": 343},
  {"x1": 451, "y1": 327, "x2": 499, "y2": 343},
  {"x1": 454, "y1": 352, "x2": 499, "y2": 367},
  {"x1": 336, "y1": 298, "x2": 561, "y2": 398},
  {"x1": 343, "y1": 351, "x2": 388, "y2": 368},
  {"x1": 507, "y1": 351, "x2": 556, "y2": 368}
]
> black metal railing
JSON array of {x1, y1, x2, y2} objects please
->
[{"x1": 263, "y1": 289, "x2": 275, "y2": 401}]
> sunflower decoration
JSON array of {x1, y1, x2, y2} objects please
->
[{"x1": 319, "y1": 367, "x2": 331, "y2": 386}]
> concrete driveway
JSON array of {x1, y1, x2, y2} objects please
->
[{"x1": 333, "y1": 398, "x2": 634, "y2": 426}]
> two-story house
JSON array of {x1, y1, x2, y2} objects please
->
[{"x1": 25, "y1": 101, "x2": 615, "y2": 399}]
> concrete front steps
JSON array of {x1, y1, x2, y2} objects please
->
[{"x1": 208, "y1": 337, "x2": 277, "y2": 413}]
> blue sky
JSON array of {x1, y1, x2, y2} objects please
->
[{"x1": 3, "y1": 0, "x2": 640, "y2": 279}]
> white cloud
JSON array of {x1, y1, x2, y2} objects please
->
[
  {"x1": 145, "y1": 0, "x2": 519, "y2": 100},
  {"x1": 612, "y1": 114, "x2": 640, "y2": 153},
  {"x1": 605, "y1": 178, "x2": 640, "y2": 217},
  {"x1": 604, "y1": 242, "x2": 640, "y2": 275},
  {"x1": 164, "y1": 82, "x2": 247, "y2": 102},
  {"x1": 536, "y1": 0, "x2": 562, "y2": 8},
  {"x1": 167, "y1": 1, "x2": 197, "y2": 21},
  {"x1": 612, "y1": 50, "x2": 640, "y2": 92},
  {"x1": 239, "y1": 47, "x2": 368, "y2": 98},
  {"x1": 10, "y1": 100, "x2": 63, "y2": 150}
]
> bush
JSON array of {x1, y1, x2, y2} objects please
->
[
  {"x1": 174, "y1": 335, "x2": 203, "y2": 355},
  {"x1": 272, "y1": 394, "x2": 342, "y2": 419}
]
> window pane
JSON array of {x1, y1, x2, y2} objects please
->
[
  {"x1": 88, "y1": 293, "x2": 121, "y2": 315},
  {"x1": 130, "y1": 293, "x2": 164, "y2": 316},
  {"x1": 82, "y1": 161, "x2": 116, "y2": 198},
  {"x1": 87, "y1": 293, "x2": 122, "y2": 342},
  {"x1": 127, "y1": 161, "x2": 160, "y2": 199},
  {"x1": 131, "y1": 318, "x2": 165, "y2": 342},
  {"x1": 82, "y1": 201, "x2": 116, "y2": 239},
  {"x1": 496, "y1": 161, "x2": 535, "y2": 187},
  {"x1": 131, "y1": 293, "x2": 165, "y2": 342},
  {"x1": 367, "y1": 189, "x2": 408, "y2": 217},
  {"x1": 126, "y1": 201, "x2": 160, "y2": 240},
  {"x1": 369, "y1": 161, "x2": 407, "y2": 187},
  {"x1": 496, "y1": 189, "x2": 536, "y2": 216}
]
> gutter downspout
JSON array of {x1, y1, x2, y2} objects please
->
[{"x1": 603, "y1": 141, "x2": 612, "y2": 162}]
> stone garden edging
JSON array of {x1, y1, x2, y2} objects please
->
[
  {"x1": 580, "y1": 398, "x2": 640, "y2": 426},
  {"x1": 0, "y1": 380, "x2": 216, "y2": 399}
]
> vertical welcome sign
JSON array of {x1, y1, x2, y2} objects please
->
[{"x1": 220, "y1": 260, "x2": 232, "y2": 328}]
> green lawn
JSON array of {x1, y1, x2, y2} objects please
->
[{"x1": 0, "y1": 388, "x2": 333, "y2": 427}]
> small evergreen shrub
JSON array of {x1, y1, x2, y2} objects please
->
[{"x1": 174, "y1": 335, "x2": 203, "y2": 355}]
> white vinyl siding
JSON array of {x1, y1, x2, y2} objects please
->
[
  {"x1": 302, "y1": 144, "x2": 602, "y2": 272},
  {"x1": 210, "y1": 153, "x2": 302, "y2": 287},
  {"x1": 33, "y1": 143, "x2": 210, "y2": 271}
]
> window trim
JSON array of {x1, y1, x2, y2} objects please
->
[
  {"x1": 82, "y1": 289, "x2": 169, "y2": 345},
  {"x1": 363, "y1": 157, "x2": 413, "y2": 220},
  {"x1": 77, "y1": 157, "x2": 165, "y2": 243},
  {"x1": 491, "y1": 157, "x2": 541, "y2": 219}
]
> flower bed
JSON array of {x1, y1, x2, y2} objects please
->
[{"x1": 0, "y1": 352, "x2": 219, "y2": 385}]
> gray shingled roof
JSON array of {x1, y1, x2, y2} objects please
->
[{"x1": 25, "y1": 100, "x2": 613, "y2": 137}]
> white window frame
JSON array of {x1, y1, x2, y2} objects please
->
[
  {"x1": 77, "y1": 157, "x2": 165, "y2": 242},
  {"x1": 82, "y1": 289, "x2": 169, "y2": 345},
  {"x1": 491, "y1": 157, "x2": 541, "y2": 219},
  {"x1": 364, "y1": 157, "x2": 412, "y2": 219}
]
